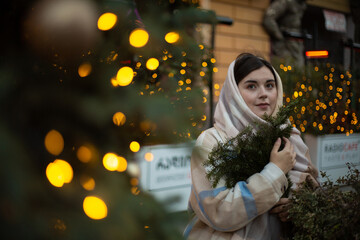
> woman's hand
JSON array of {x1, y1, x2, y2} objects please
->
[
  {"x1": 270, "y1": 198, "x2": 291, "y2": 222},
  {"x1": 270, "y1": 138, "x2": 296, "y2": 174}
]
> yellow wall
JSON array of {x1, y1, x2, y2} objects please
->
[{"x1": 204, "y1": 0, "x2": 271, "y2": 100}]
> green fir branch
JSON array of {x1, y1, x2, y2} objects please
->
[{"x1": 204, "y1": 98, "x2": 302, "y2": 189}]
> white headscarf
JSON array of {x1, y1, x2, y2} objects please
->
[{"x1": 213, "y1": 59, "x2": 318, "y2": 188}]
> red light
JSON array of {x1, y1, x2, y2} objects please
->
[{"x1": 305, "y1": 50, "x2": 329, "y2": 58}]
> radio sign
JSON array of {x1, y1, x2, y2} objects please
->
[{"x1": 305, "y1": 134, "x2": 360, "y2": 182}]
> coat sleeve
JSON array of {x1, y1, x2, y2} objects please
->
[{"x1": 189, "y1": 133, "x2": 288, "y2": 232}]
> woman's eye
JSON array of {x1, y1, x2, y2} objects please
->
[
  {"x1": 266, "y1": 83, "x2": 275, "y2": 89},
  {"x1": 247, "y1": 85, "x2": 256, "y2": 89}
]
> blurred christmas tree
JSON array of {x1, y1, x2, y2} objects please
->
[
  {"x1": 0, "y1": 0, "x2": 216, "y2": 238},
  {"x1": 272, "y1": 58, "x2": 360, "y2": 136}
]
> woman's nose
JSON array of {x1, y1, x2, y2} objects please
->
[{"x1": 258, "y1": 87, "x2": 267, "y2": 98}]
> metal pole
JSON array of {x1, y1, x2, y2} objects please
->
[{"x1": 208, "y1": 15, "x2": 233, "y2": 126}]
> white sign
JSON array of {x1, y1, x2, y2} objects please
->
[
  {"x1": 137, "y1": 142, "x2": 194, "y2": 212},
  {"x1": 305, "y1": 134, "x2": 360, "y2": 182},
  {"x1": 323, "y1": 9, "x2": 346, "y2": 33}
]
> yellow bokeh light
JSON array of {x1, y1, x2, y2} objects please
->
[
  {"x1": 80, "y1": 176, "x2": 95, "y2": 191},
  {"x1": 116, "y1": 67, "x2": 134, "y2": 86},
  {"x1": 46, "y1": 159, "x2": 73, "y2": 187},
  {"x1": 144, "y1": 152, "x2": 154, "y2": 162},
  {"x1": 78, "y1": 63, "x2": 92, "y2": 77},
  {"x1": 130, "y1": 178, "x2": 139, "y2": 186},
  {"x1": 53, "y1": 159, "x2": 73, "y2": 183},
  {"x1": 111, "y1": 77, "x2": 118, "y2": 87},
  {"x1": 214, "y1": 83, "x2": 220, "y2": 89},
  {"x1": 293, "y1": 91, "x2": 299, "y2": 98},
  {"x1": 146, "y1": 58, "x2": 159, "y2": 70},
  {"x1": 97, "y1": 12, "x2": 117, "y2": 31},
  {"x1": 77, "y1": 145, "x2": 92, "y2": 163},
  {"x1": 46, "y1": 162, "x2": 65, "y2": 187},
  {"x1": 165, "y1": 32, "x2": 180, "y2": 44},
  {"x1": 131, "y1": 186, "x2": 140, "y2": 195},
  {"x1": 129, "y1": 29, "x2": 149, "y2": 48},
  {"x1": 202, "y1": 62, "x2": 208, "y2": 67},
  {"x1": 103, "y1": 153, "x2": 119, "y2": 171},
  {"x1": 44, "y1": 130, "x2": 64, "y2": 156},
  {"x1": 113, "y1": 112, "x2": 126, "y2": 126},
  {"x1": 130, "y1": 141, "x2": 140, "y2": 153},
  {"x1": 83, "y1": 196, "x2": 108, "y2": 220},
  {"x1": 117, "y1": 156, "x2": 127, "y2": 172}
]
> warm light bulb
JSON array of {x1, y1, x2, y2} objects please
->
[
  {"x1": 130, "y1": 141, "x2": 140, "y2": 152},
  {"x1": 78, "y1": 63, "x2": 92, "y2": 77},
  {"x1": 81, "y1": 176, "x2": 95, "y2": 191},
  {"x1": 83, "y1": 196, "x2": 108, "y2": 220},
  {"x1": 129, "y1": 29, "x2": 149, "y2": 48},
  {"x1": 146, "y1": 58, "x2": 159, "y2": 70},
  {"x1": 165, "y1": 32, "x2": 179, "y2": 44},
  {"x1": 46, "y1": 162, "x2": 65, "y2": 187},
  {"x1": 44, "y1": 130, "x2": 64, "y2": 156},
  {"x1": 53, "y1": 159, "x2": 73, "y2": 183},
  {"x1": 77, "y1": 145, "x2": 92, "y2": 163},
  {"x1": 97, "y1": 12, "x2": 117, "y2": 31},
  {"x1": 117, "y1": 156, "x2": 127, "y2": 172},
  {"x1": 113, "y1": 112, "x2": 126, "y2": 126},
  {"x1": 116, "y1": 67, "x2": 134, "y2": 86},
  {"x1": 144, "y1": 152, "x2": 154, "y2": 162},
  {"x1": 103, "y1": 153, "x2": 119, "y2": 171}
]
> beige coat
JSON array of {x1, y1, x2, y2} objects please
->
[{"x1": 184, "y1": 60, "x2": 318, "y2": 240}]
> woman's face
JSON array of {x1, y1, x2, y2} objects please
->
[{"x1": 237, "y1": 66, "x2": 278, "y2": 118}]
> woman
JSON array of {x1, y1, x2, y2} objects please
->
[{"x1": 184, "y1": 53, "x2": 318, "y2": 239}]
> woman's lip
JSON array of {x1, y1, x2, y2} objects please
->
[{"x1": 256, "y1": 104, "x2": 269, "y2": 109}]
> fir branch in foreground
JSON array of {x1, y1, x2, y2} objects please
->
[
  {"x1": 289, "y1": 164, "x2": 360, "y2": 239},
  {"x1": 204, "y1": 98, "x2": 302, "y2": 189}
]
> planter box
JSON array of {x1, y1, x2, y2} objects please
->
[{"x1": 304, "y1": 133, "x2": 360, "y2": 182}]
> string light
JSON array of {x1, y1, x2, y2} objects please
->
[
  {"x1": 78, "y1": 62, "x2": 92, "y2": 77},
  {"x1": 46, "y1": 159, "x2": 73, "y2": 187},
  {"x1": 144, "y1": 152, "x2": 154, "y2": 162},
  {"x1": 146, "y1": 58, "x2": 159, "y2": 70},
  {"x1": 129, "y1": 29, "x2": 149, "y2": 48},
  {"x1": 113, "y1": 112, "x2": 126, "y2": 126},
  {"x1": 77, "y1": 145, "x2": 92, "y2": 163},
  {"x1": 103, "y1": 153, "x2": 119, "y2": 171},
  {"x1": 83, "y1": 196, "x2": 108, "y2": 220},
  {"x1": 130, "y1": 141, "x2": 140, "y2": 152},
  {"x1": 117, "y1": 156, "x2": 127, "y2": 172},
  {"x1": 116, "y1": 67, "x2": 134, "y2": 86},
  {"x1": 165, "y1": 32, "x2": 180, "y2": 43},
  {"x1": 97, "y1": 13, "x2": 117, "y2": 31},
  {"x1": 44, "y1": 130, "x2": 64, "y2": 156}
]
